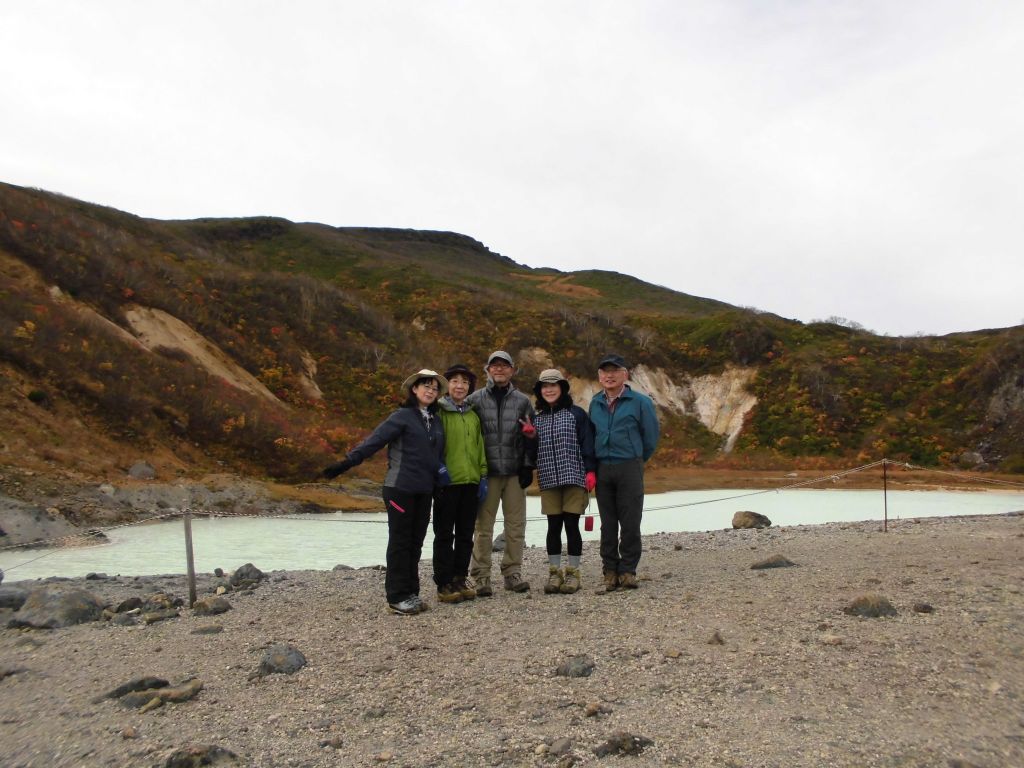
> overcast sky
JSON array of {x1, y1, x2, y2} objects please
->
[{"x1": 3, "y1": 2, "x2": 1022, "y2": 336}]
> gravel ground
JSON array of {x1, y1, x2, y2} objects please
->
[{"x1": 2, "y1": 513, "x2": 1023, "y2": 768}]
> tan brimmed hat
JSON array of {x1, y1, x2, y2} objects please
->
[{"x1": 401, "y1": 369, "x2": 448, "y2": 396}]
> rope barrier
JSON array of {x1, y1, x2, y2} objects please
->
[{"x1": 1, "y1": 458, "x2": 1021, "y2": 575}]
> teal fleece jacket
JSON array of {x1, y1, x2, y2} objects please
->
[
  {"x1": 438, "y1": 396, "x2": 488, "y2": 484},
  {"x1": 588, "y1": 385, "x2": 660, "y2": 464}
]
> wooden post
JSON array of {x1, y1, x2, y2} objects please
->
[
  {"x1": 882, "y1": 459, "x2": 889, "y2": 532},
  {"x1": 183, "y1": 510, "x2": 197, "y2": 607}
]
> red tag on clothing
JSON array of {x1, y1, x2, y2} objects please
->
[{"x1": 584, "y1": 515, "x2": 594, "y2": 532}]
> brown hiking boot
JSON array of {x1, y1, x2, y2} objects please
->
[
  {"x1": 560, "y1": 566, "x2": 581, "y2": 594},
  {"x1": 544, "y1": 566, "x2": 564, "y2": 594},
  {"x1": 603, "y1": 570, "x2": 619, "y2": 592},
  {"x1": 619, "y1": 572, "x2": 639, "y2": 589},
  {"x1": 437, "y1": 584, "x2": 464, "y2": 604},
  {"x1": 455, "y1": 578, "x2": 477, "y2": 600},
  {"x1": 474, "y1": 576, "x2": 493, "y2": 597},
  {"x1": 503, "y1": 573, "x2": 530, "y2": 593}
]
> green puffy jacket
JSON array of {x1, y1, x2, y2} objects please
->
[{"x1": 438, "y1": 397, "x2": 488, "y2": 484}]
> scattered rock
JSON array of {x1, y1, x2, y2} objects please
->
[
  {"x1": 593, "y1": 731, "x2": 653, "y2": 757},
  {"x1": 732, "y1": 511, "x2": 772, "y2": 529},
  {"x1": 555, "y1": 655, "x2": 595, "y2": 678},
  {"x1": 163, "y1": 744, "x2": 240, "y2": 767},
  {"x1": 750, "y1": 554, "x2": 796, "y2": 569},
  {"x1": 821, "y1": 634, "x2": 844, "y2": 646},
  {"x1": 230, "y1": 563, "x2": 265, "y2": 587},
  {"x1": 256, "y1": 643, "x2": 307, "y2": 677},
  {"x1": 9, "y1": 587, "x2": 104, "y2": 629},
  {"x1": 142, "y1": 608, "x2": 180, "y2": 624},
  {"x1": 84, "y1": 572, "x2": 108, "y2": 580},
  {"x1": 192, "y1": 596, "x2": 231, "y2": 616},
  {"x1": 191, "y1": 625, "x2": 224, "y2": 635},
  {"x1": 121, "y1": 726, "x2": 138, "y2": 740},
  {"x1": 94, "y1": 676, "x2": 169, "y2": 703},
  {"x1": 213, "y1": 568, "x2": 224, "y2": 577},
  {"x1": 843, "y1": 594, "x2": 897, "y2": 618},
  {"x1": 333, "y1": 564, "x2": 354, "y2": 571},
  {"x1": 492, "y1": 532, "x2": 506, "y2": 552},
  {"x1": 128, "y1": 461, "x2": 156, "y2": 480},
  {"x1": 913, "y1": 602, "x2": 935, "y2": 614},
  {"x1": 115, "y1": 596, "x2": 143, "y2": 613},
  {"x1": 549, "y1": 737, "x2": 572, "y2": 756},
  {"x1": 0, "y1": 665, "x2": 26, "y2": 681},
  {"x1": 320, "y1": 737, "x2": 344, "y2": 749},
  {"x1": 110, "y1": 613, "x2": 139, "y2": 626},
  {"x1": 708, "y1": 631, "x2": 725, "y2": 645},
  {"x1": 121, "y1": 678, "x2": 203, "y2": 709}
]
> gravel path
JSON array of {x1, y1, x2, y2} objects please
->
[{"x1": 2, "y1": 513, "x2": 1022, "y2": 768}]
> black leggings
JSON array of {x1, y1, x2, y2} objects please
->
[{"x1": 546, "y1": 513, "x2": 582, "y2": 557}]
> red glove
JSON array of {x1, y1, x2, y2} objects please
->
[
  {"x1": 519, "y1": 416, "x2": 536, "y2": 439},
  {"x1": 585, "y1": 472, "x2": 597, "y2": 492}
]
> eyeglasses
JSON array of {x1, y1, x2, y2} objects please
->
[{"x1": 416, "y1": 383, "x2": 440, "y2": 391}]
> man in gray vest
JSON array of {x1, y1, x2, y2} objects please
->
[{"x1": 467, "y1": 350, "x2": 536, "y2": 595}]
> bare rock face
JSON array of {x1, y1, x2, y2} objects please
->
[
  {"x1": 732, "y1": 511, "x2": 772, "y2": 529},
  {"x1": 9, "y1": 587, "x2": 104, "y2": 628}
]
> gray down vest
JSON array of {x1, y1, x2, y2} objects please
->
[{"x1": 466, "y1": 383, "x2": 536, "y2": 476}]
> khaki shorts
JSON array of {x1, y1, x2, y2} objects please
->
[{"x1": 540, "y1": 485, "x2": 588, "y2": 516}]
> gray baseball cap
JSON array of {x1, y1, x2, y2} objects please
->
[{"x1": 486, "y1": 350, "x2": 514, "y2": 367}]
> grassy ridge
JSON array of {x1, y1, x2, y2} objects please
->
[{"x1": 1, "y1": 180, "x2": 1021, "y2": 482}]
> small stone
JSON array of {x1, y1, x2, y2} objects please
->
[
  {"x1": 549, "y1": 737, "x2": 572, "y2": 756},
  {"x1": 555, "y1": 655, "x2": 595, "y2": 678},
  {"x1": 95, "y1": 677, "x2": 169, "y2": 703},
  {"x1": 821, "y1": 634, "x2": 844, "y2": 646},
  {"x1": 191, "y1": 625, "x2": 224, "y2": 635},
  {"x1": 708, "y1": 631, "x2": 725, "y2": 645},
  {"x1": 750, "y1": 554, "x2": 796, "y2": 570},
  {"x1": 256, "y1": 644, "x2": 307, "y2": 676},
  {"x1": 320, "y1": 737, "x2": 344, "y2": 749},
  {"x1": 534, "y1": 744, "x2": 548, "y2": 755},
  {"x1": 913, "y1": 602, "x2": 935, "y2": 614},
  {"x1": 142, "y1": 609, "x2": 180, "y2": 624},
  {"x1": 593, "y1": 731, "x2": 653, "y2": 757},
  {"x1": 843, "y1": 594, "x2": 897, "y2": 618},
  {"x1": 115, "y1": 597, "x2": 143, "y2": 613},
  {"x1": 192, "y1": 597, "x2": 231, "y2": 616},
  {"x1": 375, "y1": 751, "x2": 394, "y2": 762},
  {"x1": 121, "y1": 726, "x2": 138, "y2": 740},
  {"x1": 664, "y1": 649, "x2": 682, "y2": 659},
  {"x1": 213, "y1": 568, "x2": 224, "y2": 577},
  {"x1": 162, "y1": 744, "x2": 239, "y2": 767},
  {"x1": 230, "y1": 563, "x2": 265, "y2": 586}
]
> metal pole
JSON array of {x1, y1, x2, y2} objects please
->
[
  {"x1": 882, "y1": 459, "x2": 889, "y2": 532},
  {"x1": 183, "y1": 510, "x2": 197, "y2": 607}
]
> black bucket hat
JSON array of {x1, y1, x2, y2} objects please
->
[{"x1": 443, "y1": 363, "x2": 478, "y2": 393}]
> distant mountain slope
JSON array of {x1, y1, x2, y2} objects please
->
[{"x1": 1, "y1": 180, "x2": 1022, "y2": 486}]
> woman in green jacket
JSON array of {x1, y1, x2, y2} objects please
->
[{"x1": 433, "y1": 364, "x2": 488, "y2": 603}]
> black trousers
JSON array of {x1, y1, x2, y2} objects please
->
[
  {"x1": 432, "y1": 483, "x2": 480, "y2": 587},
  {"x1": 595, "y1": 458, "x2": 645, "y2": 574},
  {"x1": 546, "y1": 514, "x2": 582, "y2": 557},
  {"x1": 382, "y1": 486, "x2": 432, "y2": 603}
]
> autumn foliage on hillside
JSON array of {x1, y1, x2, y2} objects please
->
[{"x1": 1, "y1": 181, "x2": 1021, "y2": 481}]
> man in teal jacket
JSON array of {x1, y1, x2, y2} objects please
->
[{"x1": 588, "y1": 354, "x2": 659, "y2": 591}]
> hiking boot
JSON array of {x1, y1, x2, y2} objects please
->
[
  {"x1": 455, "y1": 578, "x2": 477, "y2": 600},
  {"x1": 603, "y1": 570, "x2": 619, "y2": 592},
  {"x1": 410, "y1": 594, "x2": 429, "y2": 612},
  {"x1": 388, "y1": 597, "x2": 419, "y2": 615},
  {"x1": 437, "y1": 584, "x2": 464, "y2": 604},
  {"x1": 560, "y1": 566, "x2": 581, "y2": 594},
  {"x1": 474, "y1": 577, "x2": 493, "y2": 597},
  {"x1": 544, "y1": 566, "x2": 564, "y2": 594},
  {"x1": 504, "y1": 573, "x2": 530, "y2": 593},
  {"x1": 619, "y1": 572, "x2": 639, "y2": 589}
]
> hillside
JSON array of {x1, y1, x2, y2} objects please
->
[{"x1": 1, "y1": 181, "x2": 1022, "y2": 502}]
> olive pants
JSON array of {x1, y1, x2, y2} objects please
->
[{"x1": 470, "y1": 475, "x2": 526, "y2": 580}]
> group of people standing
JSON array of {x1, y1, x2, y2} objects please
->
[{"x1": 323, "y1": 350, "x2": 659, "y2": 615}]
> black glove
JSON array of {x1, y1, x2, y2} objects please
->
[
  {"x1": 518, "y1": 467, "x2": 533, "y2": 489},
  {"x1": 322, "y1": 458, "x2": 356, "y2": 479}
]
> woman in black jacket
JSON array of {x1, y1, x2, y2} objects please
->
[{"x1": 323, "y1": 369, "x2": 448, "y2": 615}]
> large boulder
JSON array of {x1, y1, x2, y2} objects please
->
[
  {"x1": 230, "y1": 563, "x2": 265, "y2": 586},
  {"x1": 9, "y1": 588, "x2": 104, "y2": 628},
  {"x1": 0, "y1": 586, "x2": 29, "y2": 610},
  {"x1": 732, "y1": 511, "x2": 772, "y2": 529}
]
